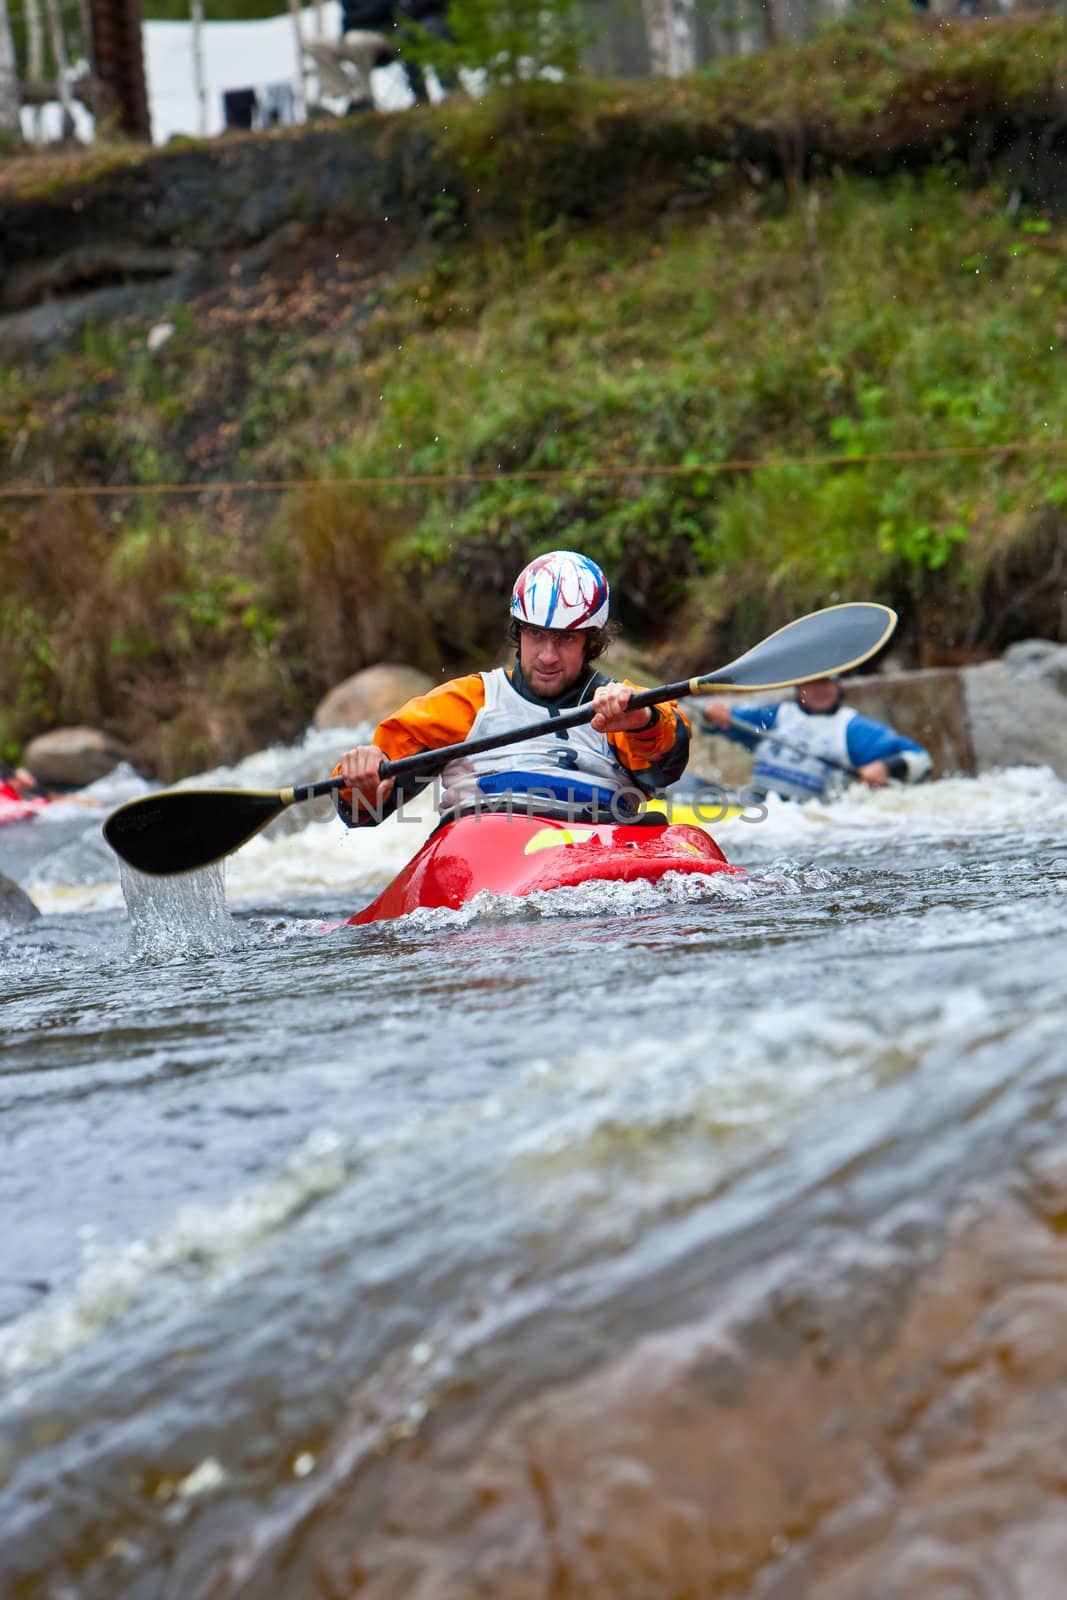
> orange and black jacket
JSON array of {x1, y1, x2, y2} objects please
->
[{"x1": 333, "y1": 662, "x2": 690, "y2": 825}]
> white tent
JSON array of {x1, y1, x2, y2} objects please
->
[{"x1": 20, "y1": 1, "x2": 419, "y2": 146}]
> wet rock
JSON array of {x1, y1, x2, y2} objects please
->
[
  {"x1": 1032, "y1": 644, "x2": 1067, "y2": 699},
  {"x1": 1001, "y1": 638, "x2": 1061, "y2": 674},
  {"x1": 22, "y1": 726, "x2": 130, "y2": 788},
  {"x1": 0, "y1": 873, "x2": 40, "y2": 925},
  {"x1": 961, "y1": 662, "x2": 1067, "y2": 780},
  {"x1": 313, "y1": 663, "x2": 436, "y2": 732},
  {"x1": 842, "y1": 668, "x2": 975, "y2": 779},
  {"x1": 285, "y1": 1192, "x2": 1067, "y2": 1600}
]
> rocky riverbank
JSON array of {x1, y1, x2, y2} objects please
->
[{"x1": 288, "y1": 1168, "x2": 1067, "y2": 1600}]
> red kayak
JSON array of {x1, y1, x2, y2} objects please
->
[
  {"x1": 348, "y1": 811, "x2": 744, "y2": 926},
  {"x1": 0, "y1": 791, "x2": 51, "y2": 825}
]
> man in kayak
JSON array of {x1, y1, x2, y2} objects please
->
[
  {"x1": 0, "y1": 765, "x2": 55, "y2": 824},
  {"x1": 701, "y1": 677, "x2": 931, "y2": 802},
  {"x1": 334, "y1": 549, "x2": 690, "y2": 824},
  {"x1": 0, "y1": 765, "x2": 45, "y2": 801}
]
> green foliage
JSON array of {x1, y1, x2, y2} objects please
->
[
  {"x1": 401, "y1": 0, "x2": 594, "y2": 89},
  {"x1": 6, "y1": 10, "x2": 1067, "y2": 770},
  {"x1": 333, "y1": 167, "x2": 1067, "y2": 638}
]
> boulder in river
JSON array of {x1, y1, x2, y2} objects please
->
[
  {"x1": 1001, "y1": 638, "x2": 1062, "y2": 673},
  {"x1": 0, "y1": 873, "x2": 40, "y2": 926},
  {"x1": 1031, "y1": 644, "x2": 1067, "y2": 699},
  {"x1": 313, "y1": 664, "x2": 436, "y2": 732},
  {"x1": 22, "y1": 727, "x2": 130, "y2": 789},
  {"x1": 961, "y1": 661, "x2": 1067, "y2": 779}
]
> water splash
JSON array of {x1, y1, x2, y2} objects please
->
[
  {"x1": 119, "y1": 861, "x2": 239, "y2": 961},
  {"x1": 381, "y1": 869, "x2": 758, "y2": 933}
]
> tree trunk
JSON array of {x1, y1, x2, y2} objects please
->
[
  {"x1": 78, "y1": 0, "x2": 93, "y2": 65},
  {"x1": 0, "y1": 0, "x2": 21, "y2": 134},
  {"x1": 287, "y1": 0, "x2": 308, "y2": 121},
  {"x1": 43, "y1": 0, "x2": 76, "y2": 133},
  {"x1": 25, "y1": 0, "x2": 44, "y2": 138},
  {"x1": 642, "y1": 0, "x2": 696, "y2": 78},
  {"x1": 190, "y1": 0, "x2": 207, "y2": 135}
]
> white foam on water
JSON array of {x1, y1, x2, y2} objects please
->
[
  {"x1": 27, "y1": 728, "x2": 388, "y2": 914},
  {"x1": 503, "y1": 985, "x2": 1008, "y2": 1190},
  {"x1": 29, "y1": 880, "x2": 126, "y2": 915},
  {"x1": 723, "y1": 765, "x2": 1067, "y2": 857},
  {"x1": 223, "y1": 797, "x2": 438, "y2": 905},
  {"x1": 375, "y1": 865, "x2": 760, "y2": 933},
  {"x1": 0, "y1": 1128, "x2": 358, "y2": 1381},
  {"x1": 24, "y1": 758, "x2": 1067, "y2": 916},
  {"x1": 178, "y1": 724, "x2": 376, "y2": 795}
]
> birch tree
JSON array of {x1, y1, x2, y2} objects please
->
[
  {"x1": 287, "y1": 0, "x2": 308, "y2": 121},
  {"x1": 0, "y1": 0, "x2": 20, "y2": 136},
  {"x1": 43, "y1": 0, "x2": 76, "y2": 133},
  {"x1": 26, "y1": 0, "x2": 44, "y2": 139},
  {"x1": 190, "y1": 0, "x2": 207, "y2": 135},
  {"x1": 642, "y1": 0, "x2": 696, "y2": 77}
]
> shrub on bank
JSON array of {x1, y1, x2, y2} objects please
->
[{"x1": 3, "y1": 14, "x2": 1067, "y2": 776}]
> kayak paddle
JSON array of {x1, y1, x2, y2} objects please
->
[
  {"x1": 703, "y1": 710, "x2": 904, "y2": 786},
  {"x1": 710, "y1": 710, "x2": 863, "y2": 780},
  {"x1": 103, "y1": 600, "x2": 896, "y2": 875}
]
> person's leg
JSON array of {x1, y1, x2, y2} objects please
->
[
  {"x1": 403, "y1": 58, "x2": 430, "y2": 102},
  {"x1": 421, "y1": 14, "x2": 459, "y2": 93},
  {"x1": 397, "y1": 14, "x2": 456, "y2": 102}
]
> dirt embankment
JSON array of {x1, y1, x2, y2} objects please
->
[{"x1": 3, "y1": 16, "x2": 1067, "y2": 351}]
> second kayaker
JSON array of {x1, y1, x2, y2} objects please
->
[
  {"x1": 701, "y1": 676, "x2": 932, "y2": 802},
  {"x1": 334, "y1": 549, "x2": 690, "y2": 825}
]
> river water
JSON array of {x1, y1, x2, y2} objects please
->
[{"x1": 3, "y1": 734, "x2": 1067, "y2": 1600}]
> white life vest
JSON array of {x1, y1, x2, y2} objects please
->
[
  {"x1": 438, "y1": 668, "x2": 635, "y2": 814},
  {"x1": 750, "y1": 701, "x2": 857, "y2": 801}
]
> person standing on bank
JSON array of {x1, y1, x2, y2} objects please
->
[
  {"x1": 396, "y1": 0, "x2": 460, "y2": 103},
  {"x1": 701, "y1": 676, "x2": 931, "y2": 802},
  {"x1": 308, "y1": 0, "x2": 458, "y2": 114},
  {"x1": 334, "y1": 550, "x2": 690, "y2": 825}
]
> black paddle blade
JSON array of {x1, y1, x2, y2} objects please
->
[
  {"x1": 103, "y1": 789, "x2": 288, "y2": 876},
  {"x1": 699, "y1": 602, "x2": 896, "y2": 690}
]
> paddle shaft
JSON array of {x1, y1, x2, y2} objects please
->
[
  {"x1": 104, "y1": 601, "x2": 898, "y2": 875},
  {"x1": 285, "y1": 681, "x2": 700, "y2": 804},
  {"x1": 287, "y1": 601, "x2": 896, "y2": 803}
]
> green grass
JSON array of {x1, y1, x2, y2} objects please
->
[
  {"x1": 4, "y1": 12, "x2": 1067, "y2": 773},
  {"x1": 312, "y1": 168, "x2": 1067, "y2": 624}
]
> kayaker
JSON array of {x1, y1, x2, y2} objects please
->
[
  {"x1": 334, "y1": 549, "x2": 690, "y2": 824},
  {"x1": 0, "y1": 765, "x2": 55, "y2": 825},
  {"x1": 0, "y1": 765, "x2": 46, "y2": 801},
  {"x1": 701, "y1": 677, "x2": 931, "y2": 802}
]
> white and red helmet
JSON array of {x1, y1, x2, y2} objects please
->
[{"x1": 510, "y1": 550, "x2": 610, "y2": 631}]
